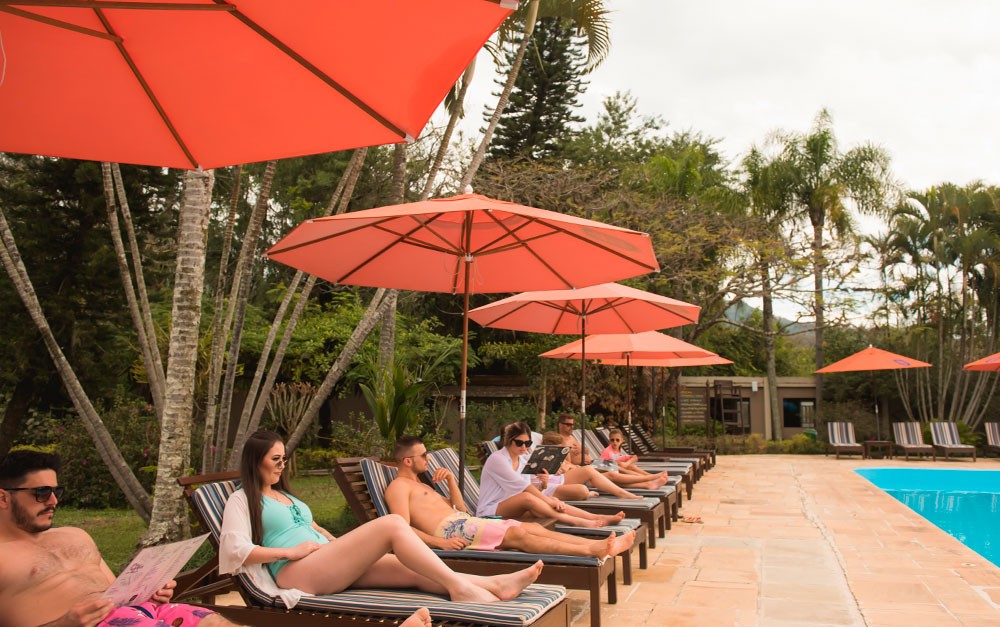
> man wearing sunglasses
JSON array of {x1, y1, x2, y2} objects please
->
[
  {"x1": 385, "y1": 437, "x2": 635, "y2": 559},
  {"x1": 0, "y1": 450, "x2": 244, "y2": 627}
]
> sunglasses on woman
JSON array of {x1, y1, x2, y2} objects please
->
[
  {"x1": 512, "y1": 438, "x2": 532, "y2": 448},
  {"x1": 2, "y1": 485, "x2": 65, "y2": 503}
]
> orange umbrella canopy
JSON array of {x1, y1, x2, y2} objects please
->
[
  {"x1": 469, "y1": 282, "x2": 699, "y2": 334},
  {"x1": 540, "y1": 331, "x2": 709, "y2": 361},
  {"x1": 597, "y1": 355, "x2": 732, "y2": 368},
  {"x1": 963, "y1": 352, "x2": 1000, "y2": 371},
  {"x1": 0, "y1": 0, "x2": 515, "y2": 169},
  {"x1": 815, "y1": 346, "x2": 931, "y2": 373},
  {"x1": 266, "y1": 194, "x2": 660, "y2": 293}
]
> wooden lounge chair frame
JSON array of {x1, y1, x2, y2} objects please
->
[
  {"x1": 891, "y1": 422, "x2": 936, "y2": 461},
  {"x1": 826, "y1": 422, "x2": 864, "y2": 459},
  {"x1": 175, "y1": 472, "x2": 570, "y2": 627},
  {"x1": 333, "y1": 457, "x2": 615, "y2": 627},
  {"x1": 614, "y1": 426, "x2": 705, "y2": 486},
  {"x1": 621, "y1": 424, "x2": 716, "y2": 468},
  {"x1": 585, "y1": 427, "x2": 696, "y2": 501},
  {"x1": 930, "y1": 422, "x2": 977, "y2": 462}
]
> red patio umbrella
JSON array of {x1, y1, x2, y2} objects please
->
[
  {"x1": 816, "y1": 346, "x2": 931, "y2": 440},
  {"x1": 541, "y1": 331, "x2": 716, "y2": 425},
  {"x1": 266, "y1": 193, "x2": 661, "y2": 489},
  {"x1": 0, "y1": 0, "x2": 516, "y2": 169},
  {"x1": 469, "y1": 282, "x2": 700, "y2": 417},
  {"x1": 963, "y1": 352, "x2": 1000, "y2": 371}
]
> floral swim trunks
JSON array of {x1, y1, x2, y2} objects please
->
[
  {"x1": 98, "y1": 602, "x2": 215, "y2": 627},
  {"x1": 435, "y1": 511, "x2": 521, "y2": 551}
]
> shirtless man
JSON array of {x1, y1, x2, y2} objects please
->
[
  {"x1": 555, "y1": 416, "x2": 669, "y2": 489},
  {"x1": 385, "y1": 437, "x2": 635, "y2": 558},
  {"x1": 0, "y1": 450, "x2": 245, "y2": 627}
]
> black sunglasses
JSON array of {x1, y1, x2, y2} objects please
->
[
  {"x1": 512, "y1": 438, "x2": 532, "y2": 448},
  {"x1": 559, "y1": 422, "x2": 574, "y2": 427},
  {"x1": 3, "y1": 485, "x2": 64, "y2": 503}
]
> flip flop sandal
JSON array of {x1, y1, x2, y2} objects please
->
[{"x1": 680, "y1": 516, "x2": 704, "y2": 524}]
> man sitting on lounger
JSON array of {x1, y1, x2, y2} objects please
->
[
  {"x1": 0, "y1": 450, "x2": 248, "y2": 627},
  {"x1": 386, "y1": 437, "x2": 635, "y2": 558},
  {"x1": 555, "y1": 416, "x2": 668, "y2": 490}
]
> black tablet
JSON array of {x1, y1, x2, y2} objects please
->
[{"x1": 521, "y1": 445, "x2": 570, "y2": 474}]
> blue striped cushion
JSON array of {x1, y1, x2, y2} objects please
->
[
  {"x1": 827, "y1": 422, "x2": 858, "y2": 446},
  {"x1": 426, "y1": 448, "x2": 481, "y2": 512},
  {"x1": 190, "y1": 476, "x2": 566, "y2": 626},
  {"x1": 893, "y1": 422, "x2": 930, "y2": 447},
  {"x1": 987, "y1": 422, "x2": 1000, "y2": 447},
  {"x1": 930, "y1": 422, "x2": 973, "y2": 448}
]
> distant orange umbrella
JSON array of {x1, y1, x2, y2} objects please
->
[
  {"x1": 471, "y1": 283, "x2": 699, "y2": 416},
  {"x1": 0, "y1": 0, "x2": 516, "y2": 169},
  {"x1": 816, "y1": 346, "x2": 931, "y2": 439},
  {"x1": 267, "y1": 193, "x2": 660, "y2": 489},
  {"x1": 541, "y1": 331, "x2": 714, "y2": 425},
  {"x1": 963, "y1": 352, "x2": 1000, "y2": 371}
]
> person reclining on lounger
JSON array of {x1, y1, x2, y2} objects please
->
[
  {"x1": 555, "y1": 416, "x2": 668, "y2": 490},
  {"x1": 0, "y1": 450, "x2": 248, "y2": 627},
  {"x1": 478, "y1": 422, "x2": 628, "y2": 528},
  {"x1": 386, "y1": 436, "x2": 635, "y2": 558},
  {"x1": 600, "y1": 427, "x2": 664, "y2": 480},
  {"x1": 220, "y1": 431, "x2": 541, "y2": 607}
]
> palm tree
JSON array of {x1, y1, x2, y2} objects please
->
[{"x1": 777, "y1": 110, "x2": 894, "y2": 408}]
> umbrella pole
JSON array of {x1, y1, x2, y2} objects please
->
[
  {"x1": 458, "y1": 243, "x2": 473, "y2": 496},
  {"x1": 626, "y1": 353, "x2": 632, "y2": 425},
  {"x1": 579, "y1": 316, "x2": 590, "y2": 460}
]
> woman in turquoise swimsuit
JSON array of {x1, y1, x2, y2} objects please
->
[{"x1": 220, "y1": 431, "x2": 542, "y2": 609}]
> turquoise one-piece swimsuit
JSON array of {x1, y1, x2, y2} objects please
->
[{"x1": 261, "y1": 493, "x2": 328, "y2": 579}]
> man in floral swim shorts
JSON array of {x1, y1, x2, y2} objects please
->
[
  {"x1": 0, "y1": 450, "x2": 246, "y2": 627},
  {"x1": 385, "y1": 437, "x2": 635, "y2": 558}
]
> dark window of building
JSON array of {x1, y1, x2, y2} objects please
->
[{"x1": 783, "y1": 398, "x2": 816, "y2": 428}]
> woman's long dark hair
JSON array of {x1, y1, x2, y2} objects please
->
[
  {"x1": 241, "y1": 430, "x2": 293, "y2": 545},
  {"x1": 501, "y1": 421, "x2": 532, "y2": 448}
]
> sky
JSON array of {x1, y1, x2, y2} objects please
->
[{"x1": 457, "y1": 0, "x2": 999, "y2": 195}]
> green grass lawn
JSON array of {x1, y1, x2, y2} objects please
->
[{"x1": 58, "y1": 475, "x2": 356, "y2": 573}]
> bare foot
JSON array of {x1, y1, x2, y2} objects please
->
[
  {"x1": 607, "y1": 530, "x2": 636, "y2": 556},
  {"x1": 450, "y1": 582, "x2": 500, "y2": 604},
  {"x1": 618, "y1": 491, "x2": 641, "y2": 499},
  {"x1": 400, "y1": 607, "x2": 432, "y2": 627},
  {"x1": 599, "y1": 512, "x2": 625, "y2": 525},
  {"x1": 588, "y1": 491, "x2": 600, "y2": 498},
  {"x1": 480, "y1": 560, "x2": 543, "y2": 600}
]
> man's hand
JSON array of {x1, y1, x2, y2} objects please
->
[
  {"x1": 150, "y1": 579, "x2": 176, "y2": 603},
  {"x1": 56, "y1": 599, "x2": 115, "y2": 627},
  {"x1": 286, "y1": 541, "x2": 322, "y2": 561},
  {"x1": 437, "y1": 536, "x2": 468, "y2": 550},
  {"x1": 431, "y1": 468, "x2": 455, "y2": 484}
]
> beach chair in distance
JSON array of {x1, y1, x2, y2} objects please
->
[
  {"x1": 986, "y1": 423, "x2": 1000, "y2": 455},
  {"x1": 930, "y1": 422, "x2": 977, "y2": 462},
  {"x1": 826, "y1": 422, "x2": 863, "y2": 459},
  {"x1": 892, "y1": 422, "x2": 935, "y2": 461},
  {"x1": 347, "y1": 457, "x2": 613, "y2": 627},
  {"x1": 425, "y1": 447, "x2": 649, "y2": 585},
  {"x1": 621, "y1": 424, "x2": 716, "y2": 469},
  {"x1": 176, "y1": 472, "x2": 570, "y2": 627},
  {"x1": 480, "y1": 440, "x2": 669, "y2": 542}
]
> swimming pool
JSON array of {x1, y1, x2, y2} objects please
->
[{"x1": 855, "y1": 468, "x2": 1000, "y2": 567}]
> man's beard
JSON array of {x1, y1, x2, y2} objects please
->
[{"x1": 12, "y1": 497, "x2": 54, "y2": 533}]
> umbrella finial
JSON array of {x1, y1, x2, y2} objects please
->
[{"x1": 462, "y1": 184, "x2": 474, "y2": 195}]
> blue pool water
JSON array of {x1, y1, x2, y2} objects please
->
[{"x1": 855, "y1": 468, "x2": 1000, "y2": 567}]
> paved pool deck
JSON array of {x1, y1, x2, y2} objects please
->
[{"x1": 568, "y1": 454, "x2": 1000, "y2": 627}]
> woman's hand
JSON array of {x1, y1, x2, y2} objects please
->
[
  {"x1": 547, "y1": 497, "x2": 566, "y2": 512},
  {"x1": 285, "y1": 541, "x2": 322, "y2": 561},
  {"x1": 537, "y1": 469, "x2": 549, "y2": 489}
]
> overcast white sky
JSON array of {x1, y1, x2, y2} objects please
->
[{"x1": 456, "y1": 0, "x2": 999, "y2": 194}]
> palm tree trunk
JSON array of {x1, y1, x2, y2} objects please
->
[
  {"x1": 422, "y1": 59, "x2": 476, "y2": 200},
  {"x1": 214, "y1": 161, "x2": 277, "y2": 471},
  {"x1": 761, "y1": 260, "x2": 782, "y2": 440},
  {"x1": 0, "y1": 204, "x2": 153, "y2": 519},
  {"x1": 101, "y1": 163, "x2": 165, "y2": 419},
  {"x1": 143, "y1": 169, "x2": 214, "y2": 544},
  {"x1": 285, "y1": 288, "x2": 392, "y2": 453},
  {"x1": 460, "y1": 0, "x2": 539, "y2": 189},
  {"x1": 810, "y1": 208, "x2": 826, "y2": 412},
  {"x1": 202, "y1": 164, "x2": 243, "y2": 472}
]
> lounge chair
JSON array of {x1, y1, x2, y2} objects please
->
[
  {"x1": 826, "y1": 422, "x2": 864, "y2": 459},
  {"x1": 341, "y1": 457, "x2": 614, "y2": 627},
  {"x1": 892, "y1": 422, "x2": 936, "y2": 461},
  {"x1": 986, "y1": 422, "x2": 1000, "y2": 455},
  {"x1": 423, "y1": 447, "x2": 649, "y2": 585},
  {"x1": 623, "y1": 423, "x2": 716, "y2": 468},
  {"x1": 175, "y1": 472, "x2": 569, "y2": 627},
  {"x1": 930, "y1": 422, "x2": 977, "y2": 462},
  {"x1": 582, "y1": 428, "x2": 695, "y2": 502},
  {"x1": 479, "y1": 441, "x2": 670, "y2": 541}
]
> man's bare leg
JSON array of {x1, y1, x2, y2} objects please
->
[
  {"x1": 497, "y1": 493, "x2": 606, "y2": 528},
  {"x1": 562, "y1": 465, "x2": 640, "y2": 499},
  {"x1": 560, "y1": 503, "x2": 626, "y2": 526},
  {"x1": 499, "y1": 525, "x2": 636, "y2": 558}
]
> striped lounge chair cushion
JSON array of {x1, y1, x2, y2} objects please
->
[
  {"x1": 578, "y1": 429, "x2": 692, "y2": 473},
  {"x1": 427, "y1": 448, "x2": 643, "y2": 534},
  {"x1": 987, "y1": 422, "x2": 1000, "y2": 447},
  {"x1": 827, "y1": 422, "x2": 858, "y2": 446},
  {"x1": 189, "y1": 479, "x2": 566, "y2": 626},
  {"x1": 930, "y1": 422, "x2": 974, "y2": 448},
  {"x1": 893, "y1": 422, "x2": 930, "y2": 447}
]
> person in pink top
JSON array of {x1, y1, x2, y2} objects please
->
[{"x1": 600, "y1": 428, "x2": 666, "y2": 484}]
